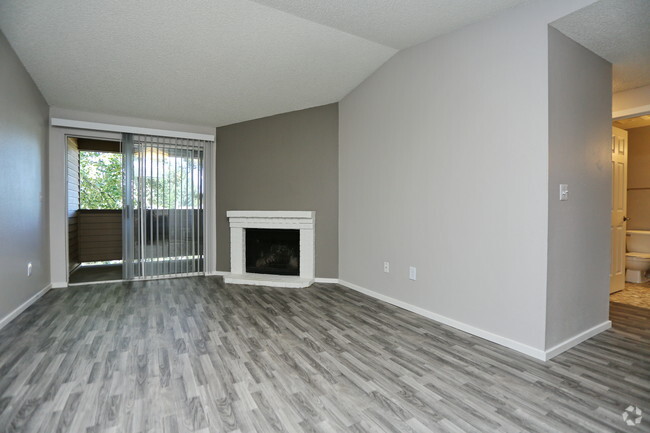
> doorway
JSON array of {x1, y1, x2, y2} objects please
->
[
  {"x1": 66, "y1": 133, "x2": 208, "y2": 284},
  {"x1": 610, "y1": 114, "x2": 650, "y2": 309},
  {"x1": 68, "y1": 137, "x2": 123, "y2": 284}
]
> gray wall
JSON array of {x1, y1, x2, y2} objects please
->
[
  {"x1": 627, "y1": 126, "x2": 650, "y2": 230},
  {"x1": 0, "y1": 31, "x2": 50, "y2": 322},
  {"x1": 339, "y1": 0, "x2": 598, "y2": 352},
  {"x1": 216, "y1": 104, "x2": 338, "y2": 278},
  {"x1": 545, "y1": 27, "x2": 612, "y2": 349}
]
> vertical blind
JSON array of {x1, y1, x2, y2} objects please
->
[{"x1": 123, "y1": 134, "x2": 209, "y2": 279}]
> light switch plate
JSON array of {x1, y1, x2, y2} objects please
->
[
  {"x1": 409, "y1": 266, "x2": 416, "y2": 280},
  {"x1": 559, "y1": 184, "x2": 569, "y2": 201}
]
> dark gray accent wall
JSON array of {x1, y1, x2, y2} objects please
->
[
  {"x1": 216, "y1": 103, "x2": 338, "y2": 278},
  {"x1": 546, "y1": 27, "x2": 612, "y2": 348},
  {"x1": 0, "y1": 31, "x2": 50, "y2": 322}
]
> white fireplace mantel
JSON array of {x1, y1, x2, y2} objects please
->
[{"x1": 226, "y1": 211, "x2": 315, "y2": 288}]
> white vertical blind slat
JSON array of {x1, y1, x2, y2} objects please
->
[{"x1": 127, "y1": 134, "x2": 208, "y2": 279}]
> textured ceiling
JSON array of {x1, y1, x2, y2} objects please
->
[
  {"x1": 0, "y1": 0, "x2": 529, "y2": 127},
  {"x1": 552, "y1": 0, "x2": 650, "y2": 93},
  {"x1": 0, "y1": 0, "x2": 395, "y2": 127},
  {"x1": 249, "y1": 0, "x2": 526, "y2": 49}
]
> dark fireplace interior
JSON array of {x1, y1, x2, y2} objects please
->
[{"x1": 246, "y1": 229, "x2": 300, "y2": 276}]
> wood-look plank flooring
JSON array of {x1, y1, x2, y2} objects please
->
[{"x1": 0, "y1": 277, "x2": 648, "y2": 432}]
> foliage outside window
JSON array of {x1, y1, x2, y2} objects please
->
[
  {"x1": 80, "y1": 151, "x2": 122, "y2": 209},
  {"x1": 136, "y1": 149, "x2": 202, "y2": 209}
]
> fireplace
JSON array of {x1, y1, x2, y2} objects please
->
[
  {"x1": 227, "y1": 211, "x2": 315, "y2": 287},
  {"x1": 246, "y1": 228, "x2": 299, "y2": 275}
]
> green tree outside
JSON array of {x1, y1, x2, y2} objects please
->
[
  {"x1": 80, "y1": 151, "x2": 123, "y2": 209},
  {"x1": 80, "y1": 149, "x2": 202, "y2": 210}
]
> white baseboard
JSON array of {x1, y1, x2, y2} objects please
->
[
  {"x1": 338, "y1": 279, "x2": 549, "y2": 360},
  {"x1": 51, "y1": 281, "x2": 68, "y2": 288},
  {"x1": 0, "y1": 284, "x2": 52, "y2": 331},
  {"x1": 314, "y1": 278, "x2": 339, "y2": 283},
  {"x1": 206, "y1": 271, "x2": 228, "y2": 276},
  {"x1": 544, "y1": 321, "x2": 611, "y2": 360},
  {"x1": 338, "y1": 280, "x2": 611, "y2": 361}
]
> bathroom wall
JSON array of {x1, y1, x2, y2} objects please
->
[{"x1": 627, "y1": 125, "x2": 650, "y2": 230}]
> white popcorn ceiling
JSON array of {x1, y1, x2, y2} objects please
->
[
  {"x1": 552, "y1": 0, "x2": 650, "y2": 93},
  {"x1": 249, "y1": 0, "x2": 527, "y2": 49},
  {"x1": 0, "y1": 0, "x2": 529, "y2": 127}
]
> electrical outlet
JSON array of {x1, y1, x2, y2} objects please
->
[
  {"x1": 383, "y1": 262, "x2": 390, "y2": 273},
  {"x1": 27, "y1": 262, "x2": 33, "y2": 277},
  {"x1": 409, "y1": 266, "x2": 416, "y2": 280}
]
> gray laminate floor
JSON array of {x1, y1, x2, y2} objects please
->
[{"x1": 0, "y1": 277, "x2": 648, "y2": 433}]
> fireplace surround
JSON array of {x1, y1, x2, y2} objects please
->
[{"x1": 226, "y1": 211, "x2": 315, "y2": 287}]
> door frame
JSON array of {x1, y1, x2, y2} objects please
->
[
  {"x1": 610, "y1": 126, "x2": 628, "y2": 293},
  {"x1": 50, "y1": 124, "x2": 216, "y2": 287},
  {"x1": 50, "y1": 127, "x2": 122, "y2": 287},
  {"x1": 65, "y1": 132, "x2": 123, "y2": 282},
  {"x1": 608, "y1": 105, "x2": 650, "y2": 295}
]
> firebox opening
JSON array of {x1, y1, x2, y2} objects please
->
[{"x1": 246, "y1": 228, "x2": 300, "y2": 276}]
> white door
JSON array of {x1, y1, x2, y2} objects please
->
[{"x1": 611, "y1": 127, "x2": 628, "y2": 294}]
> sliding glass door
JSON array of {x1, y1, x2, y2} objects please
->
[{"x1": 122, "y1": 134, "x2": 207, "y2": 279}]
